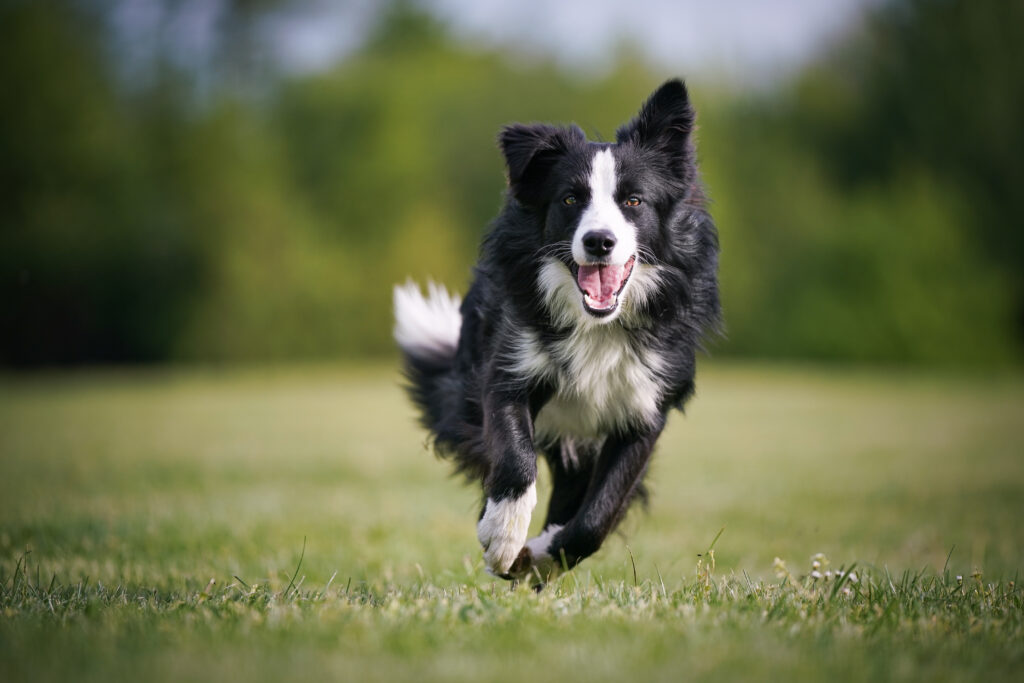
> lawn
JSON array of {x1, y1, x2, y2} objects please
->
[{"x1": 1, "y1": 362, "x2": 1022, "y2": 682}]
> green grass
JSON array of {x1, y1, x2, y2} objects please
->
[{"x1": 1, "y1": 362, "x2": 1022, "y2": 682}]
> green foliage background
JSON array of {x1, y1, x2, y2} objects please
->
[{"x1": 1, "y1": 0, "x2": 1020, "y2": 366}]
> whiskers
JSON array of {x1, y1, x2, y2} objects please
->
[
  {"x1": 635, "y1": 244, "x2": 664, "y2": 267},
  {"x1": 534, "y1": 241, "x2": 574, "y2": 261},
  {"x1": 534, "y1": 240, "x2": 661, "y2": 268}
]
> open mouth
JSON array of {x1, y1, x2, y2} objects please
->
[{"x1": 570, "y1": 255, "x2": 636, "y2": 316}]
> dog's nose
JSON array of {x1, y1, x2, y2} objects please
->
[{"x1": 582, "y1": 230, "x2": 617, "y2": 258}]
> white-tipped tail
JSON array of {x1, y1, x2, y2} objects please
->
[{"x1": 393, "y1": 280, "x2": 463, "y2": 360}]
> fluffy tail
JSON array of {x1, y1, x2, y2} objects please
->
[{"x1": 393, "y1": 280, "x2": 462, "y2": 437}]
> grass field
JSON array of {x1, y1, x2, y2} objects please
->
[{"x1": 1, "y1": 362, "x2": 1022, "y2": 682}]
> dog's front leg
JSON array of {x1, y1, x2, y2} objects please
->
[
  {"x1": 476, "y1": 383, "x2": 538, "y2": 577},
  {"x1": 520, "y1": 416, "x2": 667, "y2": 582}
]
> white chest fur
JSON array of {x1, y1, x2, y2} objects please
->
[{"x1": 510, "y1": 325, "x2": 664, "y2": 443}]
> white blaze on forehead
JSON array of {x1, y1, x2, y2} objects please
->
[
  {"x1": 589, "y1": 146, "x2": 617, "y2": 202},
  {"x1": 571, "y1": 148, "x2": 638, "y2": 266}
]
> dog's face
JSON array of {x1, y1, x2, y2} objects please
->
[{"x1": 500, "y1": 80, "x2": 696, "y2": 323}]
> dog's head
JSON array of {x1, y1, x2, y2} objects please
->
[{"x1": 499, "y1": 80, "x2": 697, "y2": 323}]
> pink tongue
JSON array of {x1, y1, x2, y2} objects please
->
[{"x1": 577, "y1": 264, "x2": 626, "y2": 304}]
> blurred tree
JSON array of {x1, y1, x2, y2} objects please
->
[
  {"x1": 791, "y1": 0, "x2": 1024, "y2": 334},
  {"x1": 0, "y1": 0, "x2": 1019, "y2": 366},
  {"x1": 0, "y1": 1, "x2": 204, "y2": 365},
  {"x1": 187, "y1": 2, "x2": 658, "y2": 359}
]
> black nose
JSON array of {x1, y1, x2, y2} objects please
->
[{"x1": 582, "y1": 230, "x2": 617, "y2": 258}]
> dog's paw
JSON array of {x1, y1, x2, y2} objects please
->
[
  {"x1": 508, "y1": 525, "x2": 564, "y2": 586},
  {"x1": 477, "y1": 484, "x2": 536, "y2": 576}
]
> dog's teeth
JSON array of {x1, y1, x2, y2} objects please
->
[{"x1": 584, "y1": 293, "x2": 617, "y2": 312}]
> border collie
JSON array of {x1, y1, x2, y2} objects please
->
[{"x1": 394, "y1": 79, "x2": 720, "y2": 585}]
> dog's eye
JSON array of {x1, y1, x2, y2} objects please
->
[
  {"x1": 563, "y1": 194, "x2": 578, "y2": 206},
  {"x1": 625, "y1": 196, "x2": 642, "y2": 207}
]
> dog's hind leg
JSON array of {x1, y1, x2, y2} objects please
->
[{"x1": 542, "y1": 440, "x2": 596, "y2": 529}]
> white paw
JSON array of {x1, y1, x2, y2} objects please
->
[
  {"x1": 511, "y1": 524, "x2": 564, "y2": 583},
  {"x1": 477, "y1": 483, "x2": 536, "y2": 575}
]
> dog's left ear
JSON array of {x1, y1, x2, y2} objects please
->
[{"x1": 616, "y1": 79, "x2": 695, "y2": 176}]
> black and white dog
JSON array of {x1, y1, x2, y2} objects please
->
[{"x1": 394, "y1": 80, "x2": 720, "y2": 584}]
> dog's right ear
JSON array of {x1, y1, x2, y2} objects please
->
[{"x1": 499, "y1": 124, "x2": 584, "y2": 206}]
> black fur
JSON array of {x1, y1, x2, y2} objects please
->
[{"x1": 398, "y1": 79, "x2": 720, "y2": 581}]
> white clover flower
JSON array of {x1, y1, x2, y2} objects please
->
[
  {"x1": 811, "y1": 553, "x2": 829, "y2": 573},
  {"x1": 810, "y1": 570, "x2": 823, "y2": 580}
]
